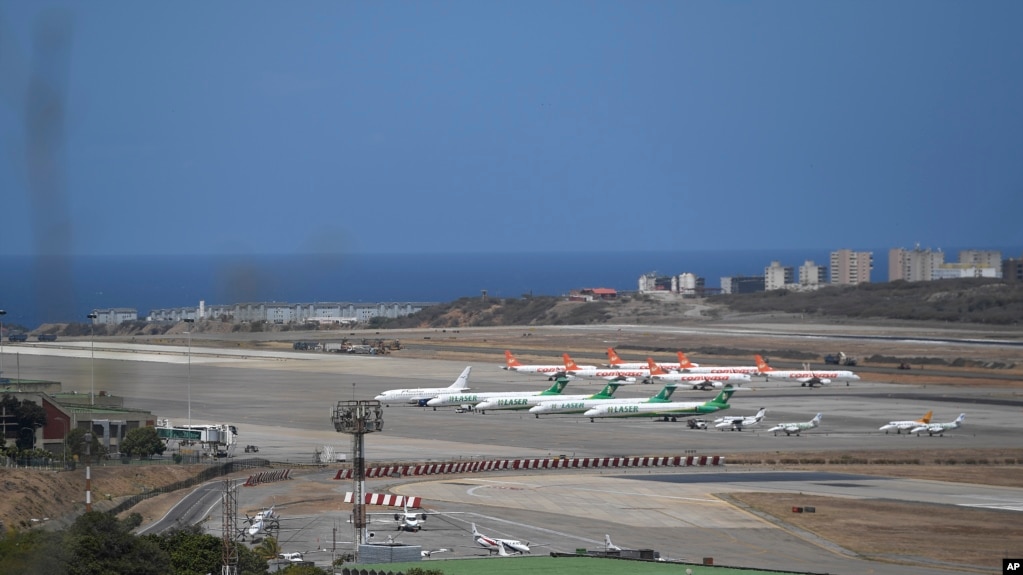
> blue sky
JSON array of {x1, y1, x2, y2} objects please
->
[{"x1": 1, "y1": 1, "x2": 1021, "y2": 256}]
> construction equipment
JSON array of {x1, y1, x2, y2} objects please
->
[{"x1": 824, "y1": 352, "x2": 857, "y2": 366}]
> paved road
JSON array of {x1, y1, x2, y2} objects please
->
[{"x1": 9, "y1": 339, "x2": 1020, "y2": 574}]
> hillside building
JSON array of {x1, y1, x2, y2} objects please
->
[
  {"x1": 90, "y1": 308, "x2": 139, "y2": 325},
  {"x1": 797, "y1": 260, "x2": 828, "y2": 289},
  {"x1": 720, "y1": 275, "x2": 766, "y2": 294},
  {"x1": 1003, "y1": 255, "x2": 1023, "y2": 282},
  {"x1": 889, "y1": 246, "x2": 945, "y2": 282}
]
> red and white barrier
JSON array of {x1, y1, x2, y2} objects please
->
[
  {"x1": 244, "y1": 468, "x2": 292, "y2": 487},
  {"x1": 333, "y1": 454, "x2": 723, "y2": 480},
  {"x1": 343, "y1": 492, "x2": 422, "y2": 508}
]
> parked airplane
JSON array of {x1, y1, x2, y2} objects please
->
[
  {"x1": 673, "y1": 351, "x2": 759, "y2": 375},
  {"x1": 426, "y1": 377, "x2": 569, "y2": 410},
  {"x1": 769, "y1": 413, "x2": 822, "y2": 436},
  {"x1": 474, "y1": 381, "x2": 623, "y2": 413},
  {"x1": 582, "y1": 386, "x2": 736, "y2": 422},
  {"x1": 529, "y1": 383, "x2": 678, "y2": 417},
  {"x1": 240, "y1": 505, "x2": 277, "y2": 541},
  {"x1": 911, "y1": 413, "x2": 965, "y2": 436},
  {"x1": 278, "y1": 552, "x2": 305, "y2": 562},
  {"x1": 564, "y1": 353, "x2": 650, "y2": 383},
  {"x1": 879, "y1": 410, "x2": 933, "y2": 434},
  {"x1": 471, "y1": 523, "x2": 530, "y2": 555},
  {"x1": 367, "y1": 501, "x2": 455, "y2": 532},
  {"x1": 714, "y1": 407, "x2": 767, "y2": 431},
  {"x1": 604, "y1": 534, "x2": 622, "y2": 552},
  {"x1": 374, "y1": 366, "x2": 472, "y2": 406},
  {"x1": 754, "y1": 355, "x2": 860, "y2": 387},
  {"x1": 646, "y1": 358, "x2": 751, "y2": 390},
  {"x1": 605, "y1": 348, "x2": 696, "y2": 370},
  {"x1": 503, "y1": 350, "x2": 594, "y2": 378}
]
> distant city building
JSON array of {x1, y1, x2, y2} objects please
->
[
  {"x1": 638, "y1": 273, "x2": 673, "y2": 293},
  {"x1": 829, "y1": 249, "x2": 873, "y2": 285},
  {"x1": 959, "y1": 250, "x2": 1002, "y2": 270},
  {"x1": 90, "y1": 308, "x2": 139, "y2": 325},
  {"x1": 889, "y1": 245, "x2": 945, "y2": 282},
  {"x1": 720, "y1": 275, "x2": 765, "y2": 294},
  {"x1": 148, "y1": 301, "x2": 434, "y2": 324},
  {"x1": 798, "y1": 260, "x2": 828, "y2": 289},
  {"x1": 764, "y1": 261, "x2": 794, "y2": 291},
  {"x1": 673, "y1": 273, "x2": 706, "y2": 297},
  {"x1": 1003, "y1": 255, "x2": 1023, "y2": 282},
  {"x1": 932, "y1": 264, "x2": 1001, "y2": 279}
]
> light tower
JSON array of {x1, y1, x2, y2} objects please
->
[
  {"x1": 331, "y1": 398, "x2": 384, "y2": 560},
  {"x1": 87, "y1": 313, "x2": 97, "y2": 405}
]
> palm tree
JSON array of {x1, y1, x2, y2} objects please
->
[{"x1": 253, "y1": 536, "x2": 282, "y2": 561}]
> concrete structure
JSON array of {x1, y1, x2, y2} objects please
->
[
  {"x1": 638, "y1": 273, "x2": 672, "y2": 293},
  {"x1": 798, "y1": 260, "x2": 828, "y2": 289},
  {"x1": 932, "y1": 264, "x2": 1001, "y2": 279},
  {"x1": 889, "y1": 245, "x2": 945, "y2": 282},
  {"x1": 90, "y1": 308, "x2": 139, "y2": 326},
  {"x1": 720, "y1": 275, "x2": 765, "y2": 294},
  {"x1": 959, "y1": 250, "x2": 1002, "y2": 271},
  {"x1": 1003, "y1": 255, "x2": 1023, "y2": 282},
  {"x1": 764, "y1": 261, "x2": 793, "y2": 291},
  {"x1": 148, "y1": 301, "x2": 433, "y2": 324},
  {"x1": 829, "y1": 249, "x2": 873, "y2": 285}
]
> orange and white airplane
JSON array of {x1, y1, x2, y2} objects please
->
[
  {"x1": 503, "y1": 351, "x2": 594, "y2": 379},
  {"x1": 564, "y1": 353, "x2": 649, "y2": 383},
  {"x1": 646, "y1": 358, "x2": 751, "y2": 390},
  {"x1": 606, "y1": 348, "x2": 698, "y2": 370},
  {"x1": 754, "y1": 355, "x2": 860, "y2": 387},
  {"x1": 672, "y1": 351, "x2": 759, "y2": 375},
  {"x1": 879, "y1": 411, "x2": 932, "y2": 434}
]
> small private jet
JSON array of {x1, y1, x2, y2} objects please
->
[
  {"x1": 911, "y1": 413, "x2": 965, "y2": 436},
  {"x1": 879, "y1": 411, "x2": 933, "y2": 434},
  {"x1": 768, "y1": 413, "x2": 822, "y2": 436},
  {"x1": 471, "y1": 523, "x2": 530, "y2": 555},
  {"x1": 714, "y1": 407, "x2": 767, "y2": 431}
]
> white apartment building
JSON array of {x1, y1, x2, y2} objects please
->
[
  {"x1": 798, "y1": 260, "x2": 828, "y2": 288},
  {"x1": 764, "y1": 261, "x2": 794, "y2": 291},
  {"x1": 889, "y1": 246, "x2": 945, "y2": 282}
]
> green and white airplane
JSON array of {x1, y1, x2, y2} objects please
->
[
  {"x1": 473, "y1": 381, "x2": 624, "y2": 413},
  {"x1": 582, "y1": 386, "x2": 736, "y2": 422},
  {"x1": 529, "y1": 383, "x2": 679, "y2": 418},
  {"x1": 425, "y1": 377, "x2": 569, "y2": 410},
  {"x1": 769, "y1": 413, "x2": 823, "y2": 436}
]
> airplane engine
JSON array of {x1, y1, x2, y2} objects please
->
[
  {"x1": 818, "y1": 378, "x2": 832, "y2": 385},
  {"x1": 420, "y1": 514, "x2": 428, "y2": 521},
  {"x1": 417, "y1": 399, "x2": 430, "y2": 407}
]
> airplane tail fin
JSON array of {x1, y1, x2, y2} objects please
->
[
  {"x1": 541, "y1": 377, "x2": 569, "y2": 395},
  {"x1": 471, "y1": 523, "x2": 481, "y2": 537},
  {"x1": 593, "y1": 382, "x2": 622, "y2": 399},
  {"x1": 449, "y1": 366, "x2": 472, "y2": 390},
  {"x1": 607, "y1": 348, "x2": 623, "y2": 366},
  {"x1": 498, "y1": 542, "x2": 511, "y2": 556},
  {"x1": 562, "y1": 353, "x2": 581, "y2": 371},
  {"x1": 676, "y1": 351, "x2": 695, "y2": 368},
  {"x1": 605, "y1": 534, "x2": 622, "y2": 551},
  {"x1": 812, "y1": 413, "x2": 823, "y2": 426},
  {"x1": 754, "y1": 407, "x2": 767, "y2": 421},
  {"x1": 709, "y1": 385, "x2": 737, "y2": 405},
  {"x1": 504, "y1": 351, "x2": 522, "y2": 368},
  {"x1": 646, "y1": 358, "x2": 667, "y2": 376},
  {"x1": 919, "y1": 410, "x2": 933, "y2": 424},
  {"x1": 754, "y1": 354, "x2": 773, "y2": 372},
  {"x1": 955, "y1": 413, "x2": 966, "y2": 424}
]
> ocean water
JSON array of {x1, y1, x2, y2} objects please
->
[{"x1": 0, "y1": 247, "x2": 1012, "y2": 329}]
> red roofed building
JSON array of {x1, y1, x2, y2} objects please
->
[{"x1": 568, "y1": 288, "x2": 618, "y2": 302}]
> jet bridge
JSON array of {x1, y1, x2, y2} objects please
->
[{"x1": 156, "y1": 419, "x2": 238, "y2": 456}]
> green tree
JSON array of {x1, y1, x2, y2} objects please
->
[
  {"x1": 252, "y1": 536, "x2": 281, "y2": 561},
  {"x1": 66, "y1": 428, "x2": 108, "y2": 460},
  {"x1": 120, "y1": 426, "x2": 167, "y2": 459},
  {"x1": 146, "y1": 526, "x2": 269, "y2": 575},
  {"x1": 280, "y1": 564, "x2": 330, "y2": 575},
  {"x1": 64, "y1": 511, "x2": 170, "y2": 575},
  {"x1": 0, "y1": 527, "x2": 66, "y2": 575}
]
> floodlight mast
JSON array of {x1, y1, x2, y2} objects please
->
[{"x1": 332, "y1": 399, "x2": 384, "y2": 560}]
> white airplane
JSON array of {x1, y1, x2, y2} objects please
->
[
  {"x1": 910, "y1": 413, "x2": 965, "y2": 436},
  {"x1": 604, "y1": 534, "x2": 622, "y2": 552},
  {"x1": 474, "y1": 381, "x2": 623, "y2": 413},
  {"x1": 426, "y1": 377, "x2": 569, "y2": 410},
  {"x1": 529, "y1": 383, "x2": 678, "y2": 417},
  {"x1": 367, "y1": 501, "x2": 449, "y2": 532},
  {"x1": 582, "y1": 386, "x2": 736, "y2": 422},
  {"x1": 278, "y1": 552, "x2": 304, "y2": 562},
  {"x1": 879, "y1": 410, "x2": 933, "y2": 434},
  {"x1": 471, "y1": 522, "x2": 530, "y2": 555},
  {"x1": 672, "y1": 351, "x2": 759, "y2": 375},
  {"x1": 374, "y1": 366, "x2": 471, "y2": 406},
  {"x1": 240, "y1": 505, "x2": 277, "y2": 540},
  {"x1": 646, "y1": 358, "x2": 751, "y2": 390},
  {"x1": 755, "y1": 355, "x2": 860, "y2": 387},
  {"x1": 714, "y1": 407, "x2": 767, "y2": 431},
  {"x1": 605, "y1": 348, "x2": 697, "y2": 370},
  {"x1": 769, "y1": 413, "x2": 823, "y2": 436},
  {"x1": 502, "y1": 350, "x2": 594, "y2": 379},
  {"x1": 564, "y1": 354, "x2": 650, "y2": 383}
]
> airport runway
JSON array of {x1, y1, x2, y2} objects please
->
[{"x1": 8, "y1": 341, "x2": 1021, "y2": 574}]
